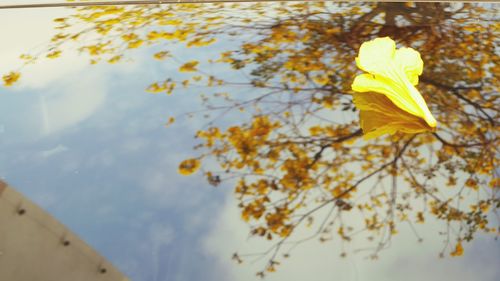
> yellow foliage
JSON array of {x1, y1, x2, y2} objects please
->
[
  {"x1": 153, "y1": 51, "x2": 170, "y2": 60},
  {"x1": 127, "y1": 40, "x2": 144, "y2": 49},
  {"x1": 46, "y1": 50, "x2": 62, "y2": 59},
  {"x1": 2, "y1": 72, "x2": 20, "y2": 86},
  {"x1": 146, "y1": 82, "x2": 165, "y2": 94},
  {"x1": 107, "y1": 55, "x2": 122, "y2": 64},
  {"x1": 179, "y1": 61, "x2": 199, "y2": 72},
  {"x1": 121, "y1": 33, "x2": 138, "y2": 42},
  {"x1": 465, "y1": 178, "x2": 478, "y2": 190},
  {"x1": 187, "y1": 37, "x2": 216, "y2": 47},
  {"x1": 178, "y1": 158, "x2": 201, "y2": 175},
  {"x1": 165, "y1": 117, "x2": 175, "y2": 127},
  {"x1": 488, "y1": 178, "x2": 499, "y2": 189},
  {"x1": 4, "y1": 2, "x2": 499, "y2": 272},
  {"x1": 450, "y1": 241, "x2": 464, "y2": 257}
]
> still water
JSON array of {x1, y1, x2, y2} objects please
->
[{"x1": 0, "y1": 2, "x2": 498, "y2": 281}]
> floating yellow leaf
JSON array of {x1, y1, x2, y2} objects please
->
[
  {"x1": 179, "y1": 61, "x2": 199, "y2": 72},
  {"x1": 351, "y1": 37, "x2": 437, "y2": 139},
  {"x1": 2, "y1": 71, "x2": 20, "y2": 86},
  {"x1": 178, "y1": 158, "x2": 201, "y2": 175}
]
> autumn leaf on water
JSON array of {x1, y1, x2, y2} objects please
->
[
  {"x1": 351, "y1": 37, "x2": 437, "y2": 139},
  {"x1": 178, "y1": 158, "x2": 201, "y2": 175}
]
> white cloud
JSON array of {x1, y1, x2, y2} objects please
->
[
  {"x1": 204, "y1": 193, "x2": 500, "y2": 281},
  {"x1": 0, "y1": 7, "x2": 87, "y2": 88},
  {"x1": 149, "y1": 223, "x2": 175, "y2": 281},
  {"x1": 0, "y1": 7, "x2": 110, "y2": 139},
  {"x1": 39, "y1": 144, "x2": 68, "y2": 158},
  {"x1": 40, "y1": 72, "x2": 107, "y2": 135}
]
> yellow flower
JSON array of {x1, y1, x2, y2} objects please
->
[
  {"x1": 351, "y1": 37, "x2": 437, "y2": 139},
  {"x1": 450, "y1": 241, "x2": 464, "y2": 257},
  {"x1": 2, "y1": 71, "x2": 21, "y2": 86},
  {"x1": 179, "y1": 61, "x2": 199, "y2": 72},
  {"x1": 178, "y1": 158, "x2": 201, "y2": 175},
  {"x1": 153, "y1": 51, "x2": 170, "y2": 60}
]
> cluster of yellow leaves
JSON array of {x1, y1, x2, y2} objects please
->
[
  {"x1": 191, "y1": 118, "x2": 366, "y2": 242},
  {"x1": 146, "y1": 79, "x2": 176, "y2": 95},
  {"x1": 187, "y1": 37, "x2": 217, "y2": 48},
  {"x1": 171, "y1": 4, "x2": 497, "y2": 265}
]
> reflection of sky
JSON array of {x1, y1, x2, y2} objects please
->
[{"x1": 0, "y1": 4, "x2": 499, "y2": 281}]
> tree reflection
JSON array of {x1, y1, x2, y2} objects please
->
[{"x1": 4, "y1": 2, "x2": 498, "y2": 275}]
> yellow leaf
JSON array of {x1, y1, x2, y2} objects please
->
[
  {"x1": 313, "y1": 74, "x2": 329, "y2": 86},
  {"x1": 165, "y1": 117, "x2": 175, "y2": 127},
  {"x1": 450, "y1": 241, "x2": 464, "y2": 257},
  {"x1": 158, "y1": 19, "x2": 183, "y2": 26},
  {"x1": 146, "y1": 82, "x2": 165, "y2": 94},
  {"x1": 187, "y1": 37, "x2": 216, "y2": 47},
  {"x1": 2, "y1": 72, "x2": 20, "y2": 86},
  {"x1": 309, "y1": 126, "x2": 323, "y2": 136},
  {"x1": 107, "y1": 55, "x2": 122, "y2": 64},
  {"x1": 46, "y1": 50, "x2": 62, "y2": 59},
  {"x1": 19, "y1": 54, "x2": 33, "y2": 60},
  {"x1": 127, "y1": 40, "x2": 144, "y2": 49},
  {"x1": 489, "y1": 178, "x2": 499, "y2": 189},
  {"x1": 465, "y1": 178, "x2": 478, "y2": 190},
  {"x1": 153, "y1": 51, "x2": 170, "y2": 60},
  {"x1": 121, "y1": 33, "x2": 138, "y2": 42},
  {"x1": 179, "y1": 61, "x2": 199, "y2": 72},
  {"x1": 178, "y1": 159, "x2": 201, "y2": 175}
]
